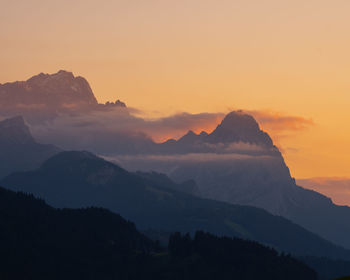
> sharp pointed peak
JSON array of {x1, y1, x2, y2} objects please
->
[{"x1": 185, "y1": 130, "x2": 196, "y2": 136}]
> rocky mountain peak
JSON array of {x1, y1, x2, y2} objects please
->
[
  {"x1": 220, "y1": 111, "x2": 259, "y2": 131},
  {"x1": 207, "y1": 111, "x2": 274, "y2": 147},
  {"x1": 0, "y1": 71, "x2": 129, "y2": 124},
  {"x1": 0, "y1": 70, "x2": 98, "y2": 113}
]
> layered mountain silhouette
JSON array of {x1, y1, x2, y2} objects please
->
[
  {"x1": 110, "y1": 111, "x2": 350, "y2": 250},
  {"x1": 2, "y1": 151, "x2": 350, "y2": 261},
  {"x1": 0, "y1": 116, "x2": 60, "y2": 178},
  {"x1": 2, "y1": 71, "x2": 350, "y2": 252},
  {"x1": 0, "y1": 186, "x2": 319, "y2": 280}
]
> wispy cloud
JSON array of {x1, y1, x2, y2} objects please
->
[
  {"x1": 247, "y1": 109, "x2": 314, "y2": 135},
  {"x1": 25, "y1": 106, "x2": 313, "y2": 155}
]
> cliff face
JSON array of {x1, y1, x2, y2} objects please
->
[
  {"x1": 0, "y1": 70, "x2": 126, "y2": 123},
  {"x1": 0, "y1": 70, "x2": 97, "y2": 111}
]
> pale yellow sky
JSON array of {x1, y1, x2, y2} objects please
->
[{"x1": 1, "y1": 0, "x2": 350, "y2": 178}]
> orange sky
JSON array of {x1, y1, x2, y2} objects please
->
[{"x1": 1, "y1": 0, "x2": 350, "y2": 178}]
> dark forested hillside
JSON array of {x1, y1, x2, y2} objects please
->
[
  {"x1": 0, "y1": 186, "x2": 318, "y2": 280},
  {"x1": 0, "y1": 187, "x2": 155, "y2": 280},
  {"x1": 300, "y1": 256, "x2": 350, "y2": 280},
  {"x1": 160, "y1": 231, "x2": 317, "y2": 280}
]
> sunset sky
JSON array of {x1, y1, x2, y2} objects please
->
[{"x1": 1, "y1": 0, "x2": 350, "y2": 178}]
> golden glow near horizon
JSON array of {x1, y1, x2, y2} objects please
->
[{"x1": 1, "y1": 0, "x2": 350, "y2": 178}]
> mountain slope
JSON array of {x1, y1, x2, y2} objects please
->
[
  {"x1": 296, "y1": 177, "x2": 350, "y2": 206},
  {"x1": 2, "y1": 151, "x2": 350, "y2": 260},
  {"x1": 0, "y1": 186, "x2": 155, "y2": 280},
  {"x1": 0, "y1": 116, "x2": 60, "y2": 178},
  {"x1": 0, "y1": 185, "x2": 318, "y2": 280}
]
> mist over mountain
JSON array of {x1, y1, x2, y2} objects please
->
[
  {"x1": 0, "y1": 116, "x2": 60, "y2": 178},
  {"x1": 0, "y1": 71, "x2": 304, "y2": 156},
  {"x1": 155, "y1": 111, "x2": 278, "y2": 156}
]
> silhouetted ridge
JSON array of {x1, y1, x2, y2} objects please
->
[
  {"x1": 40, "y1": 151, "x2": 127, "y2": 185},
  {"x1": 3, "y1": 151, "x2": 350, "y2": 260},
  {"x1": 42, "y1": 151, "x2": 101, "y2": 167}
]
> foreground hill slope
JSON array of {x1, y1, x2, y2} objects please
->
[
  {"x1": 2, "y1": 151, "x2": 349, "y2": 260},
  {"x1": 0, "y1": 186, "x2": 319, "y2": 280},
  {"x1": 0, "y1": 187, "x2": 154, "y2": 280}
]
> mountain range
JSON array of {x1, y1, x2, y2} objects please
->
[
  {"x1": 1, "y1": 71, "x2": 350, "y2": 279},
  {"x1": 1, "y1": 71, "x2": 350, "y2": 250},
  {"x1": 111, "y1": 111, "x2": 350, "y2": 250}
]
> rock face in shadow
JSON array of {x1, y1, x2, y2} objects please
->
[{"x1": 0, "y1": 116, "x2": 60, "y2": 178}]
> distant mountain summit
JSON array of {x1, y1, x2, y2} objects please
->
[
  {"x1": 0, "y1": 116, "x2": 60, "y2": 178},
  {"x1": 206, "y1": 111, "x2": 274, "y2": 146},
  {"x1": 0, "y1": 70, "x2": 97, "y2": 110},
  {"x1": 0, "y1": 70, "x2": 126, "y2": 122},
  {"x1": 158, "y1": 110, "x2": 277, "y2": 155}
]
